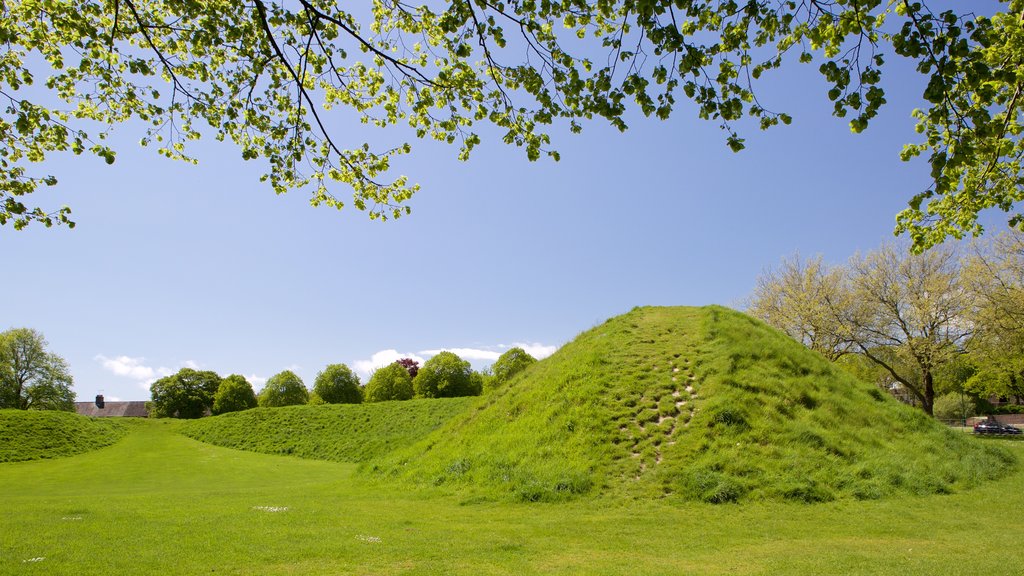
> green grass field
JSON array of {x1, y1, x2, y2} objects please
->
[
  {"x1": 4, "y1": 306, "x2": 1022, "y2": 574},
  {"x1": 2, "y1": 419, "x2": 1023, "y2": 575}
]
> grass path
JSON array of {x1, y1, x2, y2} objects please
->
[{"x1": 2, "y1": 420, "x2": 1023, "y2": 575}]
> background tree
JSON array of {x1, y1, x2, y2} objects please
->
[
  {"x1": 747, "y1": 255, "x2": 852, "y2": 361},
  {"x1": 413, "y1": 352, "x2": 477, "y2": 398},
  {"x1": 752, "y1": 243, "x2": 973, "y2": 416},
  {"x1": 468, "y1": 371, "x2": 485, "y2": 397},
  {"x1": 2, "y1": 1, "x2": 1019, "y2": 250},
  {"x1": 149, "y1": 368, "x2": 222, "y2": 418},
  {"x1": 212, "y1": 374, "x2": 258, "y2": 415},
  {"x1": 364, "y1": 362, "x2": 414, "y2": 403},
  {"x1": 836, "y1": 244, "x2": 970, "y2": 416},
  {"x1": 0, "y1": 328, "x2": 75, "y2": 411},
  {"x1": 490, "y1": 347, "x2": 537, "y2": 387},
  {"x1": 962, "y1": 230, "x2": 1024, "y2": 402},
  {"x1": 313, "y1": 364, "x2": 362, "y2": 404},
  {"x1": 258, "y1": 370, "x2": 309, "y2": 407},
  {"x1": 396, "y1": 358, "x2": 420, "y2": 380}
]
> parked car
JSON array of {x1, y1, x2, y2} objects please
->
[{"x1": 973, "y1": 420, "x2": 1023, "y2": 435}]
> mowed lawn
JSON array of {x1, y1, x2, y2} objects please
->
[{"x1": 2, "y1": 419, "x2": 1023, "y2": 575}]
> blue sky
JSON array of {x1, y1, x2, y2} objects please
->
[{"x1": 2, "y1": 8, "x2": 1008, "y2": 401}]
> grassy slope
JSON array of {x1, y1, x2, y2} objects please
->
[
  {"x1": 0, "y1": 409, "x2": 128, "y2": 463},
  {"x1": 179, "y1": 398, "x2": 474, "y2": 463},
  {"x1": 374, "y1": 306, "x2": 1014, "y2": 502},
  {"x1": 2, "y1": 419, "x2": 1024, "y2": 575}
]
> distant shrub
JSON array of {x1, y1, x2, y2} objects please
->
[
  {"x1": 992, "y1": 403, "x2": 1024, "y2": 415},
  {"x1": 365, "y1": 363, "x2": 414, "y2": 402},
  {"x1": 258, "y1": 371, "x2": 309, "y2": 407},
  {"x1": 397, "y1": 358, "x2": 420, "y2": 379},
  {"x1": 933, "y1": 393, "x2": 977, "y2": 421},
  {"x1": 212, "y1": 374, "x2": 257, "y2": 415},
  {"x1": 313, "y1": 364, "x2": 362, "y2": 404},
  {"x1": 490, "y1": 347, "x2": 536, "y2": 387},
  {"x1": 469, "y1": 371, "x2": 485, "y2": 396},
  {"x1": 414, "y1": 352, "x2": 477, "y2": 398}
]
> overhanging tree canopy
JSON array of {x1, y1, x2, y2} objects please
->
[{"x1": 3, "y1": 0, "x2": 1021, "y2": 250}]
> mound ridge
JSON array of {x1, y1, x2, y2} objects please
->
[
  {"x1": 374, "y1": 306, "x2": 1014, "y2": 502},
  {"x1": 0, "y1": 409, "x2": 128, "y2": 462},
  {"x1": 181, "y1": 398, "x2": 473, "y2": 462}
]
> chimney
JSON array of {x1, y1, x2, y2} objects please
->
[{"x1": 95, "y1": 394, "x2": 105, "y2": 409}]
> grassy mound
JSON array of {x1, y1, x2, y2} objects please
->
[
  {"x1": 180, "y1": 398, "x2": 474, "y2": 462},
  {"x1": 372, "y1": 306, "x2": 1015, "y2": 503},
  {"x1": 0, "y1": 409, "x2": 128, "y2": 462}
]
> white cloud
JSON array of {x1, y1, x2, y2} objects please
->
[
  {"x1": 513, "y1": 342, "x2": 559, "y2": 360},
  {"x1": 182, "y1": 359, "x2": 200, "y2": 370},
  {"x1": 246, "y1": 374, "x2": 267, "y2": 388},
  {"x1": 94, "y1": 355, "x2": 173, "y2": 381},
  {"x1": 418, "y1": 347, "x2": 502, "y2": 362},
  {"x1": 352, "y1": 349, "x2": 425, "y2": 378},
  {"x1": 419, "y1": 343, "x2": 559, "y2": 363}
]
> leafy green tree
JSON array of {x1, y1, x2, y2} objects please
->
[
  {"x1": 961, "y1": 231, "x2": 1024, "y2": 403},
  {"x1": 490, "y1": 347, "x2": 537, "y2": 387},
  {"x1": 0, "y1": 328, "x2": 75, "y2": 411},
  {"x1": 313, "y1": 363, "x2": 362, "y2": 404},
  {"x1": 747, "y1": 254, "x2": 852, "y2": 361},
  {"x1": 258, "y1": 370, "x2": 309, "y2": 407},
  {"x1": 2, "y1": 1, "x2": 1019, "y2": 250},
  {"x1": 468, "y1": 370, "x2": 485, "y2": 396},
  {"x1": 149, "y1": 368, "x2": 222, "y2": 418},
  {"x1": 965, "y1": 362, "x2": 1024, "y2": 405},
  {"x1": 753, "y1": 243, "x2": 972, "y2": 415},
  {"x1": 364, "y1": 363, "x2": 414, "y2": 403},
  {"x1": 211, "y1": 374, "x2": 258, "y2": 415},
  {"x1": 835, "y1": 244, "x2": 970, "y2": 416},
  {"x1": 414, "y1": 351, "x2": 477, "y2": 398}
]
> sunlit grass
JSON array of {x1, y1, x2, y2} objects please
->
[
  {"x1": 374, "y1": 306, "x2": 1013, "y2": 502},
  {"x1": 3, "y1": 305, "x2": 1018, "y2": 573},
  {"x1": 0, "y1": 409, "x2": 127, "y2": 462},
  {"x1": 1, "y1": 420, "x2": 1023, "y2": 575},
  {"x1": 179, "y1": 398, "x2": 472, "y2": 462}
]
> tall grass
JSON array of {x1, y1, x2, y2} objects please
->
[
  {"x1": 180, "y1": 398, "x2": 473, "y2": 462},
  {"x1": 0, "y1": 410, "x2": 128, "y2": 463},
  {"x1": 371, "y1": 306, "x2": 1014, "y2": 502}
]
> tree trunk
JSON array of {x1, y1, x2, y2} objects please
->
[{"x1": 923, "y1": 370, "x2": 935, "y2": 416}]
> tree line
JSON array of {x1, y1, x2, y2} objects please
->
[
  {"x1": 0, "y1": 330, "x2": 537, "y2": 418},
  {"x1": 148, "y1": 347, "x2": 537, "y2": 418},
  {"x1": 748, "y1": 231, "x2": 1024, "y2": 418}
]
